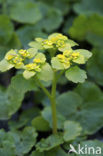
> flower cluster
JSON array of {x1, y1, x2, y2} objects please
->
[
  {"x1": 38, "y1": 33, "x2": 68, "y2": 50},
  {"x1": 25, "y1": 55, "x2": 46, "y2": 73},
  {"x1": 5, "y1": 50, "x2": 24, "y2": 68},
  {"x1": 0, "y1": 33, "x2": 92, "y2": 81},
  {"x1": 56, "y1": 49, "x2": 80, "y2": 69},
  {"x1": 5, "y1": 49, "x2": 46, "y2": 74}
]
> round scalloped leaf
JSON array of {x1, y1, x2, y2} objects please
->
[
  {"x1": 51, "y1": 57, "x2": 64, "y2": 70},
  {"x1": 75, "y1": 49, "x2": 92, "y2": 62},
  {"x1": 38, "y1": 7, "x2": 63, "y2": 32},
  {"x1": 63, "y1": 121, "x2": 82, "y2": 142},
  {"x1": 27, "y1": 48, "x2": 38, "y2": 58},
  {"x1": 69, "y1": 15, "x2": 103, "y2": 48},
  {"x1": 56, "y1": 81, "x2": 103, "y2": 134},
  {"x1": 0, "y1": 74, "x2": 37, "y2": 119},
  {"x1": 0, "y1": 59, "x2": 14, "y2": 72},
  {"x1": 74, "y1": 0, "x2": 103, "y2": 16},
  {"x1": 9, "y1": 108, "x2": 40, "y2": 130},
  {"x1": 29, "y1": 41, "x2": 43, "y2": 50},
  {"x1": 32, "y1": 116, "x2": 51, "y2": 132},
  {"x1": 9, "y1": 1, "x2": 42, "y2": 24},
  {"x1": 17, "y1": 25, "x2": 47, "y2": 48},
  {"x1": 35, "y1": 53, "x2": 46, "y2": 63},
  {"x1": 36, "y1": 134, "x2": 64, "y2": 152},
  {"x1": 23, "y1": 70, "x2": 36, "y2": 79},
  {"x1": 87, "y1": 48, "x2": 103, "y2": 86},
  {"x1": 56, "y1": 91, "x2": 83, "y2": 117},
  {"x1": 37, "y1": 63, "x2": 53, "y2": 81},
  {"x1": 73, "y1": 49, "x2": 92, "y2": 64},
  {"x1": 0, "y1": 129, "x2": 15, "y2": 156},
  {"x1": 69, "y1": 15, "x2": 88, "y2": 41},
  {"x1": 65, "y1": 66, "x2": 87, "y2": 83},
  {"x1": 9, "y1": 126, "x2": 38, "y2": 155}
]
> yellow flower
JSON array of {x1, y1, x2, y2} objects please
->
[
  {"x1": 6, "y1": 54, "x2": 14, "y2": 60},
  {"x1": 33, "y1": 58, "x2": 42, "y2": 63},
  {"x1": 57, "y1": 53, "x2": 71, "y2": 69},
  {"x1": 50, "y1": 34, "x2": 68, "y2": 43},
  {"x1": 56, "y1": 40, "x2": 65, "y2": 48},
  {"x1": 72, "y1": 52, "x2": 80, "y2": 59},
  {"x1": 19, "y1": 49, "x2": 30, "y2": 58},
  {"x1": 63, "y1": 50, "x2": 72, "y2": 56},
  {"x1": 57, "y1": 54, "x2": 65, "y2": 59},
  {"x1": 42, "y1": 40, "x2": 53, "y2": 46},
  {"x1": 25, "y1": 63, "x2": 41, "y2": 72},
  {"x1": 13, "y1": 56, "x2": 23, "y2": 64}
]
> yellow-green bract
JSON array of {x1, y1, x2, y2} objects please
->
[{"x1": 0, "y1": 33, "x2": 92, "y2": 83}]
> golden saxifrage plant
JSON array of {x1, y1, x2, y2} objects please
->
[{"x1": 0, "y1": 33, "x2": 92, "y2": 134}]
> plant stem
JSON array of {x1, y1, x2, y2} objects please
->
[
  {"x1": 51, "y1": 71, "x2": 57, "y2": 134},
  {"x1": 36, "y1": 77, "x2": 51, "y2": 100},
  {"x1": 36, "y1": 72, "x2": 58, "y2": 134}
]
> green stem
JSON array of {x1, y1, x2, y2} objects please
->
[
  {"x1": 51, "y1": 71, "x2": 58, "y2": 134},
  {"x1": 36, "y1": 72, "x2": 58, "y2": 134},
  {"x1": 36, "y1": 77, "x2": 51, "y2": 100}
]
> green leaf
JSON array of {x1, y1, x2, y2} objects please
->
[
  {"x1": 38, "y1": 0, "x2": 70, "y2": 16},
  {"x1": 37, "y1": 63, "x2": 53, "y2": 81},
  {"x1": 23, "y1": 70, "x2": 36, "y2": 79},
  {"x1": 69, "y1": 15, "x2": 88, "y2": 41},
  {"x1": 0, "y1": 59, "x2": 14, "y2": 72},
  {"x1": 9, "y1": 108, "x2": 40, "y2": 130},
  {"x1": 59, "y1": 40, "x2": 78, "y2": 52},
  {"x1": 74, "y1": 0, "x2": 103, "y2": 16},
  {"x1": 36, "y1": 134, "x2": 64, "y2": 152},
  {"x1": 51, "y1": 57, "x2": 64, "y2": 70},
  {"x1": 56, "y1": 81, "x2": 103, "y2": 134},
  {"x1": 29, "y1": 41, "x2": 43, "y2": 50},
  {"x1": 42, "y1": 106, "x2": 65, "y2": 130},
  {"x1": 56, "y1": 91, "x2": 83, "y2": 117},
  {"x1": 87, "y1": 48, "x2": 103, "y2": 86},
  {"x1": 74, "y1": 81, "x2": 103, "y2": 102},
  {"x1": 37, "y1": 6, "x2": 63, "y2": 32},
  {"x1": 0, "y1": 15, "x2": 14, "y2": 44},
  {"x1": 0, "y1": 74, "x2": 37, "y2": 119},
  {"x1": 65, "y1": 66, "x2": 87, "y2": 83},
  {"x1": 35, "y1": 53, "x2": 46, "y2": 62},
  {"x1": 73, "y1": 49, "x2": 92, "y2": 64},
  {"x1": 75, "y1": 49, "x2": 92, "y2": 62},
  {"x1": 0, "y1": 33, "x2": 21, "y2": 61},
  {"x1": 17, "y1": 25, "x2": 47, "y2": 48},
  {"x1": 9, "y1": 126, "x2": 38, "y2": 155},
  {"x1": 31, "y1": 147, "x2": 68, "y2": 156},
  {"x1": 0, "y1": 129, "x2": 15, "y2": 156},
  {"x1": 9, "y1": 1, "x2": 42, "y2": 24},
  {"x1": 69, "y1": 15, "x2": 103, "y2": 48},
  {"x1": 32, "y1": 116, "x2": 51, "y2": 132},
  {"x1": 63, "y1": 121, "x2": 82, "y2": 142}
]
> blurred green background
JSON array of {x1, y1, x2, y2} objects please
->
[{"x1": 0, "y1": 0, "x2": 103, "y2": 86}]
